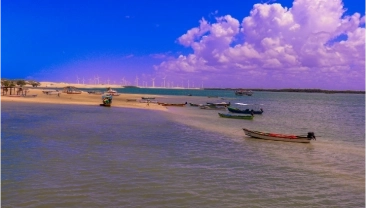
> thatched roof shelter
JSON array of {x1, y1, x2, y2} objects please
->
[{"x1": 62, "y1": 86, "x2": 82, "y2": 94}]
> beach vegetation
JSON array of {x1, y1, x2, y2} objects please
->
[
  {"x1": 1, "y1": 80, "x2": 16, "y2": 87},
  {"x1": 16, "y1": 80, "x2": 27, "y2": 87},
  {"x1": 28, "y1": 81, "x2": 41, "y2": 87}
]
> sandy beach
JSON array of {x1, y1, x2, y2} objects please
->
[{"x1": 1, "y1": 82, "x2": 168, "y2": 111}]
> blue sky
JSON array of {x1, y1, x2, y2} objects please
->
[{"x1": 2, "y1": 0, "x2": 366, "y2": 90}]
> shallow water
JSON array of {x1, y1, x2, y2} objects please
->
[{"x1": 1, "y1": 91, "x2": 365, "y2": 207}]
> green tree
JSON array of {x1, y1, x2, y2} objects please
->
[
  {"x1": 28, "y1": 81, "x2": 41, "y2": 87},
  {"x1": 16, "y1": 80, "x2": 27, "y2": 87}
]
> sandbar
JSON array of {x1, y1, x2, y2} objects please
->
[{"x1": 1, "y1": 86, "x2": 168, "y2": 111}]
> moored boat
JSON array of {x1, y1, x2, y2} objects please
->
[
  {"x1": 206, "y1": 102, "x2": 231, "y2": 107},
  {"x1": 142, "y1": 97, "x2": 155, "y2": 100},
  {"x1": 235, "y1": 90, "x2": 253, "y2": 96},
  {"x1": 242, "y1": 128, "x2": 316, "y2": 143},
  {"x1": 218, "y1": 113, "x2": 253, "y2": 119},
  {"x1": 189, "y1": 103, "x2": 202, "y2": 106},
  {"x1": 161, "y1": 102, "x2": 187, "y2": 107},
  {"x1": 227, "y1": 107, "x2": 263, "y2": 114},
  {"x1": 199, "y1": 104, "x2": 225, "y2": 110}
]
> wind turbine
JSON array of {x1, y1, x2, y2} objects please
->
[
  {"x1": 163, "y1": 76, "x2": 167, "y2": 88},
  {"x1": 96, "y1": 76, "x2": 100, "y2": 85},
  {"x1": 82, "y1": 77, "x2": 85, "y2": 84},
  {"x1": 151, "y1": 78, "x2": 155, "y2": 88},
  {"x1": 76, "y1": 76, "x2": 80, "y2": 84},
  {"x1": 135, "y1": 76, "x2": 139, "y2": 87},
  {"x1": 121, "y1": 77, "x2": 125, "y2": 86},
  {"x1": 107, "y1": 78, "x2": 110, "y2": 85}
]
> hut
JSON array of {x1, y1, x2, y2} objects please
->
[{"x1": 62, "y1": 86, "x2": 82, "y2": 94}]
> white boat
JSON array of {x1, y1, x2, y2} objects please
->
[{"x1": 242, "y1": 128, "x2": 316, "y2": 143}]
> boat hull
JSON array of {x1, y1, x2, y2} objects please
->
[
  {"x1": 207, "y1": 102, "x2": 231, "y2": 107},
  {"x1": 99, "y1": 104, "x2": 111, "y2": 107},
  {"x1": 218, "y1": 113, "x2": 253, "y2": 120},
  {"x1": 200, "y1": 105, "x2": 225, "y2": 110},
  {"x1": 161, "y1": 103, "x2": 186, "y2": 106},
  {"x1": 243, "y1": 128, "x2": 312, "y2": 143},
  {"x1": 227, "y1": 107, "x2": 263, "y2": 114},
  {"x1": 189, "y1": 103, "x2": 201, "y2": 106}
]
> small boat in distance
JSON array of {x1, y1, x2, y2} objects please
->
[
  {"x1": 189, "y1": 103, "x2": 202, "y2": 106},
  {"x1": 199, "y1": 104, "x2": 225, "y2": 110},
  {"x1": 243, "y1": 128, "x2": 316, "y2": 143},
  {"x1": 227, "y1": 107, "x2": 264, "y2": 114},
  {"x1": 235, "y1": 89, "x2": 253, "y2": 96},
  {"x1": 161, "y1": 102, "x2": 187, "y2": 107},
  {"x1": 218, "y1": 113, "x2": 253, "y2": 120},
  {"x1": 142, "y1": 97, "x2": 155, "y2": 100},
  {"x1": 100, "y1": 94, "x2": 113, "y2": 107},
  {"x1": 206, "y1": 102, "x2": 231, "y2": 107}
]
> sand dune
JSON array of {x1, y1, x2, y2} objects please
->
[{"x1": 39, "y1": 81, "x2": 124, "y2": 89}]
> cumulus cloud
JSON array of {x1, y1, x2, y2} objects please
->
[{"x1": 155, "y1": 0, "x2": 365, "y2": 90}]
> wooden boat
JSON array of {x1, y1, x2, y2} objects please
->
[
  {"x1": 206, "y1": 102, "x2": 231, "y2": 107},
  {"x1": 100, "y1": 94, "x2": 113, "y2": 107},
  {"x1": 242, "y1": 128, "x2": 316, "y2": 143},
  {"x1": 218, "y1": 113, "x2": 253, "y2": 120},
  {"x1": 227, "y1": 107, "x2": 263, "y2": 114},
  {"x1": 161, "y1": 102, "x2": 187, "y2": 107}
]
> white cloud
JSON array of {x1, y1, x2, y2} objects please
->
[{"x1": 155, "y1": 0, "x2": 365, "y2": 89}]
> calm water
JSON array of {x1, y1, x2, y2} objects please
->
[{"x1": 1, "y1": 90, "x2": 365, "y2": 207}]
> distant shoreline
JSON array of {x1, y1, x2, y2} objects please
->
[
  {"x1": 204, "y1": 88, "x2": 365, "y2": 94},
  {"x1": 28, "y1": 82, "x2": 365, "y2": 94}
]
